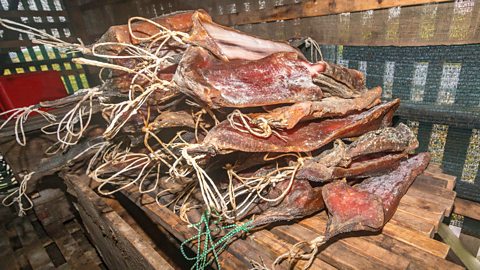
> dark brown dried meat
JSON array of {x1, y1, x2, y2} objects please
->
[{"x1": 148, "y1": 110, "x2": 196, "y2": 130}]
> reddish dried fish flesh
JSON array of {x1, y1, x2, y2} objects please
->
[
  {"x1": 356, "y1": 152, "x2": 430, "y2": 221},
  {"x1": 195, "y1": 99, "x2": 399, "y2": 154},
  {"x1": 298, "y1": 153, "x2": 408, "y2": 183},
  {"x1": 96, "y1": 10, "x2": 207, "y2": 53},
  {"x1": 96, "y1": 10, "x2": 203, "y2": 91},
  {"x1": 250, "y1": 87, "x2": 382, "y2": 129},
  {"x1": 187, "y1": 11, "x2": 304, "y2": 61},
  {"x1": 323, "y1": 62, "x2": 366, "y2": 91},
  {"x1": 322, "y1": 153, "x2": 430, "y2": 238},
  {"x1": 174, "y1": 46, "x2": 325, "y2": 108},
  {"x1": 147, "y1": 110, "x2": 196, "y2": 130},
  {"x1": 296, "y1": 123, "x2": 418, "y2": 182},
  {"x1": 345, "y1": 123, "x2": 418, "y2": 160},
  {"x1": 241, "y1": 179, "x2": 324, "y2": 228}
]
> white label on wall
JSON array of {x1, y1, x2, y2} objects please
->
[
  {"x1": 359, "y1": 61, "x2": 368, "y2": 76},
  {"x1": 383, "y1": 61, "x2": 395, "y2": 99},
  {"x1": 437, "y1": 63, "x2": 461, "y2": 104},
  {"x1": 411, "y1": 62, "x2": 429, "y2": 102}
]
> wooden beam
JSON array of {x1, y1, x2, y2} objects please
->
[
  {"x1": 214, "y1": 0, "x2": 453, "y2": 26},
  {"x1": 79, "y1": 0, "x2": 131, "y2": 11},
  {"x1": 454, "y1": 198, "x2": 480, "y2": 221}
]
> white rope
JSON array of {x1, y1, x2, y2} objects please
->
[
  {"x1": 2, "y1": 171, "x2": 35, "y2": 216},
  {"x1": 227, "y1": 110, "x2": 287, "y2": 141},
  {"x1": 304, "y1": 37, "x2": 323, "y2": 63},
  {"x1": 41, "y1": 87, "x2": 102, "y2": 154},
  {"x1": 0, "y1": 106, "x2": 56, "y2": 146},
  {"x1": 222, "y1": 158, "x2": 302, "y2": 220}
]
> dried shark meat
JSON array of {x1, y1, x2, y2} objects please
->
[
  {"x1": 250, "y1": 87, "x2": 382, "y2": 129},
  {"x1": 322, "y1": 152, "x2": 431, "y2": 238},
  {"x1": 96, "y1": 10, "x2": 208, "y2": 54},
  {"x1": 146, "y1": 110, "x2": 196, "y2": 130},
  {"x1": 296, "y1": 123, "x2": 418, "y2": 182},
  {"x1": 174, "y1": 46, "x2": 325, "y2": 108},
  {"x1": 192, "y1": 99, "x2": 399, "y2": 154},
  {"x1": 314, "y1": 62, "x2": 367, "y2": 98},
  {"x1": 186, "y1": 10, "x2": 304, "y2": 61},
  {"x1": 93, "y1": 11, "x2": 204, "y2": 92},
  {"x1": 243, "y1": 179, "x2": 324, "y2": 228}
]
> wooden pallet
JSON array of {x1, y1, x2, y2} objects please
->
[{"x1": 63, "y1": 164, "x2": 463, "y2": 270}]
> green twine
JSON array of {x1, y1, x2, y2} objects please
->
[{"x1": 180, "y1": 211, "x2": 254, "y2": 270}]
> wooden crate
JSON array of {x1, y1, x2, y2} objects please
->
[{"x1": 62, "y1": 164, "x2": 463, "y2": 270}]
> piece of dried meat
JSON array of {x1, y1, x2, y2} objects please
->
[{"x1": 174, "y1": 46, "x2": 324, "y2": 108}]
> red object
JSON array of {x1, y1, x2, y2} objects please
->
[{"x1": 0, "y1": 71, "x2": 68, "y2": 118}]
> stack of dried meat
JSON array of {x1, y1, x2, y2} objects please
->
[{"x1": 0, "y1": 10, "x2": 430, "y2": 269}]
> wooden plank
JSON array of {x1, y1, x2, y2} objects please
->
[
  {"x1": 416, "y1": 174, "x2": 448, "y2": 189},
  {"x1": 382, "y1": 222, "x2": 450, "y2": 258},
  {"x1": 397, "y1": 198, "x2": 444, "y2": 231},
  {"x1": 0, "y1": 226, "x2": 20, "y2": 270},
  {"x1": 63, "y1": 173, "x2": 175, "y2": 270},
  {"x1": 14, "y1": 217, "x2": 55, "y2": 269},
  {"x1": 299, "y1": 215, "x2": 424, "y2": 269},
  {"x1": 454, "y1": 197, "x2": 480, "y2": 221},
  {"x1": 214, "y1": 0, "x2": 452, "y2": 26},
  {"x1": 121, "y1": 188, "x2": 276, "y2": 269},
  {"x1": 248, "y1": 230, "x2": 337, "y2": 270},
  {"x1": 365, "y1": 230, "x2": 464, "y2": 270},
  {"x1": 426, "y1": 164, "x2": 443, "y2": 174},
  {"x1": 423, "y1": 171, "x2": 456, "y2": 191},
  {"x1": 390, "y1": 208, "x2": 435, "y2": 237},
  {"x1": 300, "y1": 213, "x2": 459, "y2": 269},
  {"x1": 408, "y1": 181, "x2": 456, "y2": 216},
  {"x1": 271, "y1": 224, "x2": 396, "y2": 270}
]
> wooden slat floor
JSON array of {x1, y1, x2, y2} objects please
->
[
  {"x1": 118, "y1": 164, "x2": 464, "y2": 270},
  {"x1": 0, "y1": 205, "x2": 104, "y2": 270}
]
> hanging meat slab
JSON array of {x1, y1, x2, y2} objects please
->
[
  {"x1": 195, "y1": 99, "x2": 399, "y2": 154},
  {"x1": 240, "y1": 179, "x2": 324, "y2": 228},
  {"x1": 322, "y1": 152, "x2": 430, "y2": 239},
  {"x1": 250, "y1": 87, "x2": 382, "y2": 129},
  {"x1": 174, "y1": 46, "x2": 325, "y2": 108},
  {"x1": 186, "y1": 10, "x2": 304, "y2": 61},
  {"x1": 296, "y1": 123, "x2": 418, "y2": 182}
]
